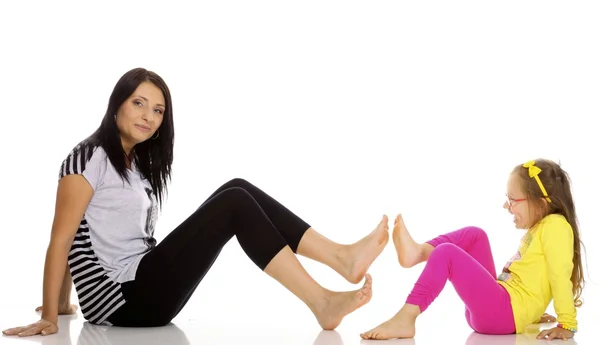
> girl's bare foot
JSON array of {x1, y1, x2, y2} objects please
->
[
  {"x1": 360, "y1": 304, "x2": 419, "y2": 340},
  {"x1": 393, "y1": 214, "x2": 425, "y2": 268},
  {"x1": 342, "y1": 216, "x2": 389, "y2": 284},
  {"x1": 314, "y1": 274, "x2": 373, "y2": 330}
]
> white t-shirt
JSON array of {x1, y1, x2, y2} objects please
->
[{"x1": 58, "y1": 141, "x2": 159, "y2": 325}]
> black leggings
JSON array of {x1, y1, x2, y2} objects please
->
[{"x1": 106, "y1": 178, "x2": 311, "y2": 327}]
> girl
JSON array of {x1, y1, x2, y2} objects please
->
[
  {"x1": 360, "y1": 159, "x2": 585, "y2": 341},
  {"x1": 3, "y1": 67, "x2": 390, "y2": 337}
]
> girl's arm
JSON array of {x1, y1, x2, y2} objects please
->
[{"x1": 540, "y1": 221, "x2": 578, "y2": 333}]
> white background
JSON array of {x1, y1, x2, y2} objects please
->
[{"x1": 1, "y1": 1, "x2": 599, "y2": 344}]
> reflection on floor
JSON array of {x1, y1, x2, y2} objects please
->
[{"x1": 2, "y1": 309, "x2": 592, "y2": 345}]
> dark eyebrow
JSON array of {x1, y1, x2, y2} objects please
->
[{"x1": 135, "y1": 95, "x2": 165, "y2": 108}]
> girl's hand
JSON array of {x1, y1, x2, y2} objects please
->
[
  {"x1": 538, "y1": 313, "x2": 557, "y2": 323},
  {"x1": 2, "y1": 319, "x2": 58, "y2": 337},
  {"x1": 537, "y1": 327, "x2": 574, "y2": 340}
]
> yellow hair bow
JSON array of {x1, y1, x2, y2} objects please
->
[{"x1": 523, "y1": 160, "x2": 551, "y2": 203}]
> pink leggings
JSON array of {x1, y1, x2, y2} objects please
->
[{"x1": 406, "y1": 226, "x2": 516, "y2": 334}]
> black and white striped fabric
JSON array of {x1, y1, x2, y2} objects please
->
[{"x1": 58, "y1": 141, "x2": 158, "y2": 325}]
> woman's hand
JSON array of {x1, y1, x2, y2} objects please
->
[
  {"x1": 537, "y1": 327, "x2": 574, "y2": 340},
  {"x1": 36, "y1": 304, "x2": 78, "y2": 315},
  {"x1": 2, "y1": 304, "x2": 77, "y2": 337},
  {"x1": 2, "y1": 319, "x2": 58, "y2": 337}
]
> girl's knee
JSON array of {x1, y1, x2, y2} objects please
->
[
  {"x1": 464, "y1": 226, "x2": 488, "y2": 240},
  {"x1": 428, "y1": 243, "x2": 463, "y2": 270},
  {"x1": 430, "y1": 243, "x2": 461, "y2": 257}
]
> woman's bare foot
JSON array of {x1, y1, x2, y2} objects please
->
[
  {"x1": 312, "y1": 329, "x2": 343, "y2": 345},
  {"x1": 313, "y1": 274, "x2": 373, "y2": 330},
  {"x1": 393, "y1": 214, "x2": 425, "y2": 268},
  {"x1": 360, "y1": 304, "x2": 419, "y2": 340},
  {"x1": 341, "y1": 216, "x2": 389, "y2": 284}
]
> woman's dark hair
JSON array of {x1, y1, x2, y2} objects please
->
[{"x1": 84, "y1": 67, "x2": 174, "y2": 208}]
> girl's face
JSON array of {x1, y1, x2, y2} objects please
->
[{"x1": 503, "y1": 173, "x2": 532, "y2": 229}]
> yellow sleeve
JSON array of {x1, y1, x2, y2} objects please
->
[{"x1": 540, "y1": 220, "x2": 578, "y2": 331}]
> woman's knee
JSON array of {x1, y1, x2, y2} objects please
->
[
  {"x1": 221, "y1": 186, "x2": 252, "y2": 198},
  {"x1": 223, "y1": 177, "x2": 252, "y2": 189},
  {"x1": 217, "y1": 187, "x2": 258, "y2": 210}
]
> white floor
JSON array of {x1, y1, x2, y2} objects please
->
[
  {"x1": 2, "y1": 302, "x2": 597, "y2": 345},
  {"x1": 2, "y1": 230, "x2": 599, "y2": 345}
]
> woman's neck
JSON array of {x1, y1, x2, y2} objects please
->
[{"x1": 125, "y1": 152, "x2": 133, "y2": 170}]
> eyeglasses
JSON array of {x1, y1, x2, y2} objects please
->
[{"x1": 506, "y1": 195, "x2": 527, "y2": 207}]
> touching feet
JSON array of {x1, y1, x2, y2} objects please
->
[
  {"x1": 303, "y1": 213, "x2": 429, "y2": 334},
  {"x1": 358, "y1": 215, "x2": 427, "y2": 340},
  {"x1": 360, "y1": 304, "x2": 420, "y2": 340},
  {"x1": 341, "y1": 215, "x2": 390, "y2": 284},
  {"x1": 393, "y1": 214, "x2": 429, "y2": 268},
  {"x1": 313, "y1": 274, "x2": 373, "y2": 330}
]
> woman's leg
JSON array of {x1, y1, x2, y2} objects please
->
[
  {"x1": 106, "y1": 187, "x2": 372, "y2": 329},
  {"x1": 201, "y1": 178, "x2": 390, "y2": 284},
  {"x1": 360, "y1": 243, "x2": 515, "y2": 340}
]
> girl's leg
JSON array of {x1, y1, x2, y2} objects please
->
[
  {"x1": 201, "y1": 178, "x2": 389, "y2": 284},
  {"x1": 392, "y1": 214, "x2": 496, "y2": 277},
  {"x1": 391, "y1": 214, "x2": 501, "y2": 332},
  {"x1": 106, "y1": 187, "x2": 372, "y2": 330},
  {"x1": 360, "y1": 243, "x2": 515, "y2": 340}
]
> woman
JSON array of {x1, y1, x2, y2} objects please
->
[{"x1": 3, "y1": 68, "x2": 389, "y2": 337}]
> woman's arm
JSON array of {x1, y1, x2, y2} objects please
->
[
  {"x1": 58, "y1": 264, "x2": 72, "y2": 310},
  {"x1": 42, "y1": 174, "x2": 94, "y2": 324},
  {"x1": 58, "y1": 264, "x2": 73, "y2": 309},
  {"x1": 36, "y1": 264, "x2": 77, "y2": 315},
  {"x1": 3, "y1": 174, "x2": 93, "y2": 337}
]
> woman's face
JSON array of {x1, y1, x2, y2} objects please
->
[{"x1": 116, "y1": 81, "x2": 165, "y2": 152}]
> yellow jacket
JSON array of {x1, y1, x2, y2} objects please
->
[{"x1": 497, "y1": 213, "x2": 578, "y2": 333}]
